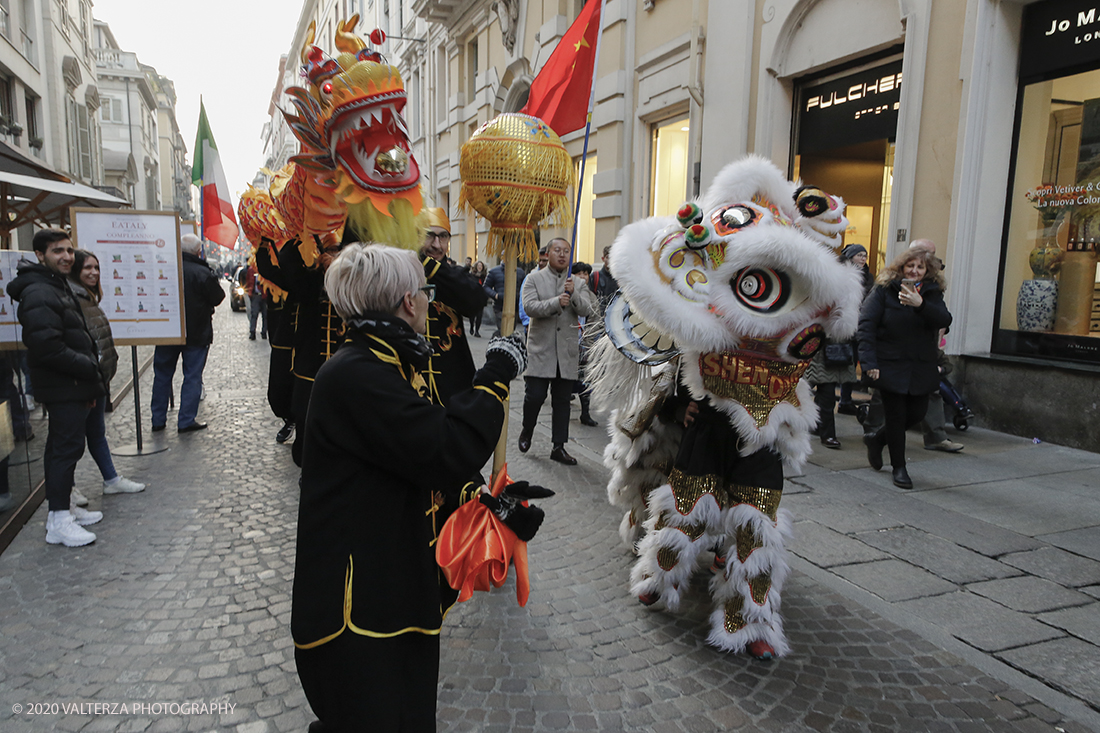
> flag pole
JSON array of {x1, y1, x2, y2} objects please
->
[{"x1": 568, "y1": 0, "x2": 606, "y2": 268}]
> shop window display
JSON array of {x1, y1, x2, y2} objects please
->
[
  {"x1": 997, "y1": 0, "x2": 1100, "y2": 364},
  {"x1": 999, "y1": 68, "x2": 1100, "y2": 362}
]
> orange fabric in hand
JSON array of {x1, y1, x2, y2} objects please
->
[{"x1": 435, "y1": 466, "x2": 532, "y2": 606}]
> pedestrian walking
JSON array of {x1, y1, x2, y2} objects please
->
[
  {"x1": 244, "y1": 264, "x2": 268, "y2": 340},
  {"x1": 150, "y1": 234, "x2": 225, "y2": 433},
  {"x1": 484, "y1": 259, "x2": 526, "y2": 337},
  {"x1": 68, "y1": 250, "x2": 145, "y2": 503},
  {"x1": 588, "y1": 244, "x2": 619, "y2": 314},
  {"x1": 836, "y1": 243, "x2": 874, "y2": 415},
  {"x1": 8, "y1": 229, "x2": 105, "y2": 546},
  {"x1": 468, "y1": 261, "x2": 487, "y2": 336},
  {"x1": 859, "y1": 247, "x2": 953, "y2": 489}
]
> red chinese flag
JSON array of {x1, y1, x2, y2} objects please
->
[{"x1": 520, "y1": 0, "x2": 602, "y2": 137}]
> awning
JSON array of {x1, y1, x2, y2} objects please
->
[
  {"x1": 0, "y1": 170, "x2": 130, "y2": 237},
  {"x1": 0, "y1": 140, "x2": 69, "y2": 182}
]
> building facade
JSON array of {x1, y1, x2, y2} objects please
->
[
  {"x1": 259, "y1": 0, "x2": 1100, "y2": 450},
  {"x1": 92, "y1": 20, "x2": 159, "y2": 210},
  {"x1": 42, "y1": 0, "x2": 101, "y2": 187},
  {"x1": 148, "y1": 70, "x2": 192, "y2": 220},
  {"x1": 0, "y1": 0, "x2": 106, "y2": 247}
]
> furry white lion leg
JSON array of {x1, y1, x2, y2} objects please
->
[
  {"x1": 707, "y1": 504, "x2": 793, "y2": 656},
  {"x1": 629, "y1": 482, "x2": 722, "y2": 612}
]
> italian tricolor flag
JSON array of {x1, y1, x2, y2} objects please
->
[{"x1": 192, "y1": 101, "x2": 239, "y2": 249}]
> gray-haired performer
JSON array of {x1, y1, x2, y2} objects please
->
[{"x1": 291, "y1": 243, "x2": 545, "y2": 733}]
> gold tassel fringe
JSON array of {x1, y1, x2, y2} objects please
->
[{"x1": 345, "y1": 197, "x2": 421, "y2": 250}]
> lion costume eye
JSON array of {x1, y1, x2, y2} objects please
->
[
  {"x1": 733, "y1": 267, "x2": 789, "y2": 313},
  {"x1": 712, "y1": 205, "x2": 757, "y2": 236}
]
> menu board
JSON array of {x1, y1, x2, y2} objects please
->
[
  {"x1": 0, "y1": 249, "x2": 32, "y2": 348},
  {"x1": 71, "y1": 208, "x2": 186, "y2": 346}
]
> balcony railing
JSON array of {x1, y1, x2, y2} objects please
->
[
  {"x1": 0, "y1": 7, "x2": 9, "y2": 39},
  {"x1": 93, "y1": 48, "x2": 139, "y2": 70}
]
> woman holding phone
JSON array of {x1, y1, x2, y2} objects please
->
[{"x1": 857, "y1": 248, "x2": 952, "y2": 489}]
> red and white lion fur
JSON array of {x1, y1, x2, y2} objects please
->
[{"x1": 589, "y1": 156, "x2": 862, "y2": 656}]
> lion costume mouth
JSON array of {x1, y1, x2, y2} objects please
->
[{"x1": 327, "y1": 93, "x2": 420, "y2": 193}]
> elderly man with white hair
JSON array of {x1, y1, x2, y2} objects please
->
[
  {"x1": 292, "y1": 242, "x2": 535, "y2": 733},
  {"x1": 150, "y1": 234, "x2": 225, "y2": 432}
]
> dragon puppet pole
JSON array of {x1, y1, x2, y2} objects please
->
[
  {"x1": 491, "y1": 252, "x2": 519, "y2": 481},
  {"x1": 568, "y1": 0, "x2": 605, "y2": 267},
  {"x1": 569, "y1": 118, "x2": 593, "y2": 267}
]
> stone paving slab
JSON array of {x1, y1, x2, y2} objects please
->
[
  {"x1": 1037, "y1": 603, "x2": 1100, "y2": 645},
  {"x1": 966, "y1": 577, "x2": 1095, "y2": 614},
  {"x1": 854, "y1": 526, "x2": 1021, "y2": 584},
  {"x1": 893, "y1": 592, "x2": 1065, "y2": 652},
  {"x1": 1039, "y1": 526, "x2": 1100, "y2": 563},
  {"x1": 998, "y1": 638, "x2": 1100, "y2": 709},
  {"x1": 914, "y1": 479, "x2": 1100, "y2": 537},
  {"x1": 1001, "y1": 547, "x2": 1100, "y2": 588},
  {"x1": 832, "y1": 559, "x2": 958, "y2": 602},
  {"x1": 788, "y1": 520, "x2": 892, "y2": 568}
]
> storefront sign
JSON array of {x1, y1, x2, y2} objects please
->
[
  {"x1": 1021, "y1": 0, "x2": 1100, "y2": 80},
  {"x1": 798, "y1": 60, "x2": 902, "y2": 153}
]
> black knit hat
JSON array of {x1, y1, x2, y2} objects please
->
[{"x1": 840, "y1": 244, "x2": 867, "y2": 261}]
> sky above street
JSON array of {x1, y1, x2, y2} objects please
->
[{"x1": 93, "y1": 0, "x2": 305, "y2": 208}]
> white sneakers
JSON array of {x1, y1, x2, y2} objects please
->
[
  {"x1": 69, "y1": 504, "x2": 103, "y2": 525},
  {"x1": 45, "y1": 477, "x2": 147, "y2": 546},
  {"x1": 103, "y1": 476, "x2": 146, "y2": 494},
  {"x1": 45, "y1": 510, "x2": 97, "y2": 547}
]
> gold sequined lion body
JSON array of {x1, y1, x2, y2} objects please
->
[{"x1": 588, "y1": 156, "x2": 862, "y2": 657}]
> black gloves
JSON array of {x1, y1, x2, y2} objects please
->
[
  {"x1": 481, "y1": 332, "x2": 528, "y2": 382},
  {"x1": 479, "y1": 481, "x2": 555, "y2": 542}
]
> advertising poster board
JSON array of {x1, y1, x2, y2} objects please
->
[
  {"x1": 71, "y1": 208, "x2": 186, "y2": 346},
  {"x1": 179, "y1": 219, "x2": 198, "y2": 241},
  {"x1": 0, "y1": 249, "x2": 33, "y2": 349}
]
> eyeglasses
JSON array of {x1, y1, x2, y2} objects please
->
[
  {"x1": 426, "y1": 231, "x2": 451, "y2": 243},
  {"x1": 393, "y1": 284, "x2": 436, "y2": 312}
]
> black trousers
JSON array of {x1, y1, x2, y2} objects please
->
[
  {"x1": 267, "y1": 346, "x2": 294, "y2": 421},
  {"x1": 291, "y1": 377, "x2": 314, "y2": 467},
  {"x1": 812, "y1": 382, "x2": 838, "y2": 440},
  {"x1": 296, "y1": 631, "x2": 440, "y2": 732},
  {"x1": 43, "y1": 400, "x2": 91, "y2": 511},
  {"x1": 522, "y1": 374, "x2": 572, "y2": 447},
  {"x1": 880, "y1": 390, "x2": 930, "y2": 469}
]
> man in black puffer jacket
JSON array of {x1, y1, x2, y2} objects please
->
[{"x1": 9, "y1": 229, "x2": 105, "y2": 547}]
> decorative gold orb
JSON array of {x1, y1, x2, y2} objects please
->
[{"x1": 459, "y1": 113, "x2": 575, "y2": 258}]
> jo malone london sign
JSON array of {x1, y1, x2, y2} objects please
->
[{"x1": 1021, "y1": 0, "x2": 1100, "y2": 80}]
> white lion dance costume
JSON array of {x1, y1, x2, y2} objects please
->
[{"x1": 588, "y1": 156, "x2": 862, "y2": 659}]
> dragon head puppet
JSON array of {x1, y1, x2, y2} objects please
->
[{"x1": 283, "y1": 16, "x2": 421, "y2": 249}]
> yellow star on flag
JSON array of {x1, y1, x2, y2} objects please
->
[{"x1": 574, "y1": 35, "x2": 590, "y2": 54}]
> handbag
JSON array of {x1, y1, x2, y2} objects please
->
[{"x1": 823, "y1": 342, "x2": 854, "y2": 367}]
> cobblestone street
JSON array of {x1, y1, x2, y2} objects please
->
[{"x1": 0, "y1": 287, "x2": 1097, "y2": 732}]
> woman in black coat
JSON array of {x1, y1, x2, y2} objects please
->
[
  {"x1": 858, "y1": 249, "x2": 952, "y2": 489},
  {"x1": 292, "y1": 243, "x2": 530, "y2": 733}
]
